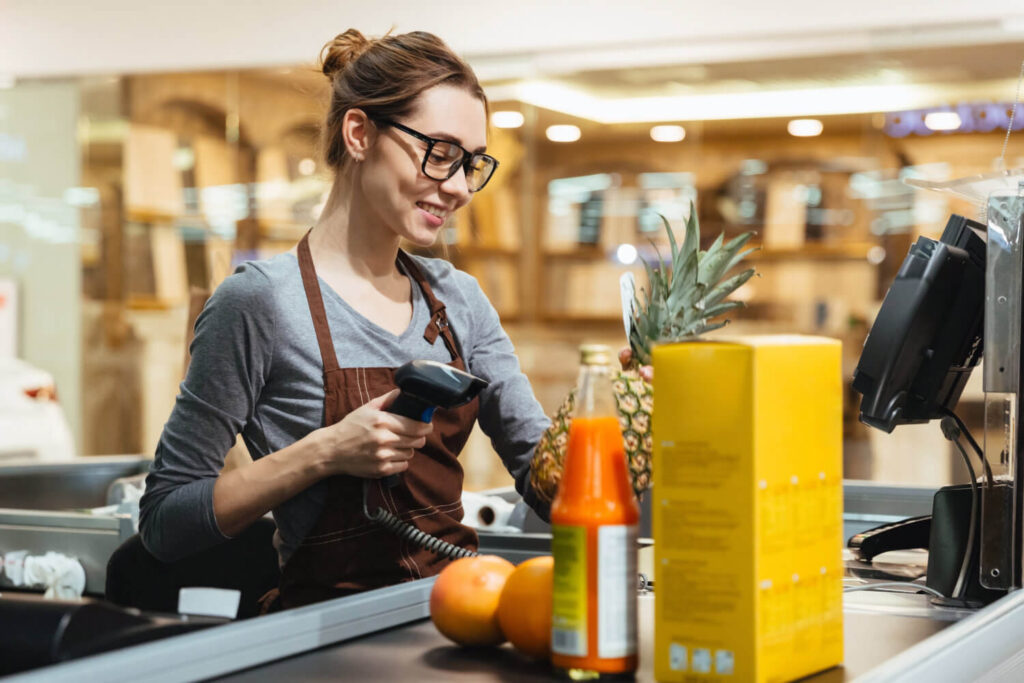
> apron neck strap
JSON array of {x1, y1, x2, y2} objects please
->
[
  {"x1": 297, "y1": 230, "x2": 341, "y2": 373},
  {"x1": 298, "y1": 231, "x2": 464, "y2": 371},
  {"x1": 396, "y1": 250, "x2": 461, "y2": 361}
]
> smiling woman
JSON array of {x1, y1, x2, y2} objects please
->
[{"x1": 137, "y1": 28, "x2": 554, "y2": 612}]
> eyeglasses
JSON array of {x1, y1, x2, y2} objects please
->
[{"x1": 376, "y1": 119, "x2": 499, "y2": 192}]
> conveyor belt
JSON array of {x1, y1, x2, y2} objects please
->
[
  {"x1": 8, "y1": 481, "x2": 1024, "y2": 681},
  {"x1": 216, "y1": 593, "x2": 957, "y2": 682}
]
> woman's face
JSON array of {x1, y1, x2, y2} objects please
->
[{"x1": 359, "y1": 84, "x2": 487, "y2": 248}]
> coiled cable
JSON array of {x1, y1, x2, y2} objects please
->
[{"x1": 362, "y1": 480, "x2": 478, "y2": 560}]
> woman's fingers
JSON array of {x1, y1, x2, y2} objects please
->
[
  {"x1": 376, "y1": 412, "x2": 433, "y2": 438},
  {"x1": 376, "y1": 432, "x2": 426, "y2": 450},
  {"x1": 367, "y1": 388, "x2": 402, "y2": 410}
]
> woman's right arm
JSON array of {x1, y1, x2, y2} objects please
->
[
  {"x1": 210, "y1": 389, "x2": 429, "y2": 538},
  {"x1": 138, "y1": 267, "x2": 275, "y2": 562},
  {"x1": 139, "y1": 267, "x2": 429, "y2": 561}
]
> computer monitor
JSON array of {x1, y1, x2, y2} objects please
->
[{"x1": 852, "y1": 214, "x2": 986, "y2": 433}]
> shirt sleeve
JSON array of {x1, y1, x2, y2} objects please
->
[
  {"x1": 456, "y1": 272, "x2": 552, "y2": 522},
  {"x1": 138, "y1": 264, "x2": 277, "y2": 562}
]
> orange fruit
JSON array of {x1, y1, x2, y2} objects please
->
[
  {"x1": 497, "y1": 555, "x2": 554, "y2": 659},
  {"x1": 430, "y1": 554, "x2": 515, "y2": 646}
]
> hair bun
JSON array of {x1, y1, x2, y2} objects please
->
[{"x1": 321, "y1": 29, "x2": 373, "y2": 81}]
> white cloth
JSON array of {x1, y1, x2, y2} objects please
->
[{"x1": 3, "y1": 550, "x2": 86, "y2": 599}]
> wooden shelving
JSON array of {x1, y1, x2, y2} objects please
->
[
  {"x1": 449, "y1": 245, "x2": 521, "y2": 259},
  {"x1": 749, "y1": 242, "x2": 877, "y2": 262}
]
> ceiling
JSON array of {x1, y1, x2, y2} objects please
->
[{"x1": 564, "y1": 41, "x2": 1024, "y2": 95}]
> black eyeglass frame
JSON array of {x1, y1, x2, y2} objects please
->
[{"x1": 375, "y1": 119, "x2": 499, "y2": 192}]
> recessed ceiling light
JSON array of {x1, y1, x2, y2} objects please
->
[
  {"x1": 924, "y1": 111, "x2": 962, "y2": 131},
  {"x1": 787, "y1": 119, "x2": 824, "y2": 137},
  {"x1": 650, "y1": 125, "x2": 686, "y2": 142},
  {"x1": 490, "y1": 111, "x2": 525, "y2": 129},
  {"x1": 546, "y1": 124, "x2": 581, "y2": 143}
]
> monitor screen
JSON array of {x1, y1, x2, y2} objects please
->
[{"x1": 852, "y1": 214, "x2": 986, "y2": 433}]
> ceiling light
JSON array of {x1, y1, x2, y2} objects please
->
[
  {"x1": 924, "y1": 111, "x2": 962, "y2": 132},
  {"x1": 616, "y1": 244, "x2": 638, "y2": 265},
  {"x1": 546, "y1": 124, "x2": 581, "y2": 143},
  {"x1": 650, "y1": 125, "x2": 686, "y2": 142},
  {"x1": 298, "y1": 158, "x2": 317, "y2": 176},
  {"x1": 867, "y1": 246, "x2": 887, "y2": 265},
  {"x1": 491, "y1": 111, "x2": 524, "y2": 129},
  {"x1": 788, "y1": 119, "x2": 824, "y2": 137},
  {"x1": 172, "y1": 147, "x2": 195, "y2": 171},
  {"x1": 493, "y1": 79, "x2": 1018, "y2": 125}
]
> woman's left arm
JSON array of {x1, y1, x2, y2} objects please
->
[{"x1": 457, "y1": 277, "x2": 552, "y2": 520}]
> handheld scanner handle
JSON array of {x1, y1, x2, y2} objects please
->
[
  {"x1": 387, "y1": 392, "x2": 437, "y2": 423},
  {"x1": 380, "y1": 392, "x2": 430, "y2": 490}
]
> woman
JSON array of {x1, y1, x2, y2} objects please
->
[{"x1": 139, "y1": 29, "x2": 552, "y2": 609}]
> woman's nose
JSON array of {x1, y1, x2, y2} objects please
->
[{"x1": 439, "y1": 165, "x2": 471, "y2": 204}]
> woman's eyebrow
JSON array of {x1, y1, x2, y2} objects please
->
[{"x1": 426, "y1": 131, "x2": 486, "y2": 154}]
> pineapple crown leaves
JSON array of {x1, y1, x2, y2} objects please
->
[{"x1": 627, "y1": 201, "x2": 758, "y2": 366}]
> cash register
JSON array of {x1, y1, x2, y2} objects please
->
[{"x1": 851, "y1": 202, "x2": 1024, "y2": 606}]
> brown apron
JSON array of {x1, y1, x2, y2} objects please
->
[{"x1": 276, "y1": 232, "x2": 480, "y2": 609}]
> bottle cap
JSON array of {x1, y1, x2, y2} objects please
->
[{"x1": 579, "y1": 343, "x2": 612, "y2": 366}]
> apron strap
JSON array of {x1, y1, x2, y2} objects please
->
[
  {"x1": 396, "y1": 250, "x2": 462, "y2": 362},
  {"x1": 297, "y1": 230, "x2": 341, "y2": 373},
  {"x1": 298, "y1": 231, "x2": 463, "y2": 369}
]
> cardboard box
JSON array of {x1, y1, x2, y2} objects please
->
[{"x1": 652, "y1": 336, "x2": 843, "y2": 682}]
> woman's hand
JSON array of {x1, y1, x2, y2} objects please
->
[
  {"x1": 618, "y1": 348, "x2": 653, "y2": 382},
  {"x1": 317, "y1": 389, "x2": 434, "y2": 478}
]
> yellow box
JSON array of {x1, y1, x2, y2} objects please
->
[{"x1": 652, "y1": 335, "x2": 844, "y2": 682}]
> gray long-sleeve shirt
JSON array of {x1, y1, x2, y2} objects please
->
[{"x1": 139, "y1": 250, "x2": 551, "y2": 564}]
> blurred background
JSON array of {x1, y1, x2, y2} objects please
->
[{"x1": 3, "y1": 0, "x2": 1024, "y2": 490}]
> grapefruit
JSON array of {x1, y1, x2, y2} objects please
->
[
  {"x1": 430, "y1": 554, "x2": 515, "y2": 646},
  {"x1": 497, "y1": 555, "x2": 554, "y2": 659}
]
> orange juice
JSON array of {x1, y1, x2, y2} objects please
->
[{"x1": 550, "y1": 345, "x2": 640, "y2": 677}]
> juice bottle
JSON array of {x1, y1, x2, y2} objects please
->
[{"x1": 551, "y1": 344, "x2": 640, "y2": 678}]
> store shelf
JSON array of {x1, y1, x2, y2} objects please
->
[
  {"x1": 749, "y1": 242, "x2": 877, "y2": 262},
  {"x1": 541, "y1": 246, "x2": 611, "y2": 260},
  {"x1": 539, "y1": 312, "x2": 633, "y2": 325},
  {"x1": 540, "y1": 241, "x2": 877, "y2": 264},
  {"x1": 449, "y1": 245, "x2": 520, "y2": 258},
  {"x1": 125, "y1": 208, "x2": 179, "y2": 224}
]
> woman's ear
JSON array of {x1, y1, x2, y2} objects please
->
[{"x1": 341, "y1": 108, "x2": 375, "y2": 162}]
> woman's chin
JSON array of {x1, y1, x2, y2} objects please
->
[{"x1": 404, "y1": 226, "x2": 444, "y2": 249}]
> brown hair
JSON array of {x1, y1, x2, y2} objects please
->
[{"x1": 319, "y1": 29, "x2": 487, "y2": 170}]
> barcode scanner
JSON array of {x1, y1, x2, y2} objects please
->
[
  {"x1": 386, "y1": 359, "x2": 489, "y2": 423},
  {"x1": 361, "y1": 360, "x2": 489, "y2": 560},
  {"x1": 381, "y1": 360, "x2": 488, "y2": 488}
]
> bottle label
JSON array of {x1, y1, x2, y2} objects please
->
[
  {"x1": 551, "y1": 524, "x2": 588, "y2": 656},
  {"x1": 598, "y1": 524, "x2": 638, "y2": 658}
]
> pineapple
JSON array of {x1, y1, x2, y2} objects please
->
[{"x1": 530, "y1": 202, "x2": 757, "y2": 502}]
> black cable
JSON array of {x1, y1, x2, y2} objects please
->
[
  {"x1": 940, "y1": 407, "x2": 994, "y2": 483},
  {"x1": 361, "y1": 480, "x2": 478, "y2": 561},
  {"x1": 940, "y1": 416, "x2": 979, "y2": 601}
]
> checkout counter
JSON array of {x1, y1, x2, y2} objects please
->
[
  {"x1": 3, "y1": 468, "x2": 1024, "y2": 682},
  {"x1": 7, "y1": 196, "x2": 1024, "y2": 680}
]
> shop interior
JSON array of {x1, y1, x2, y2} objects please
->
[
  {"x1": 5, "y1": 4, "x2": 1024, "y2": 679},
  {"x1": 30, "y1": 41, "x2": 1023, "y2": 487}
]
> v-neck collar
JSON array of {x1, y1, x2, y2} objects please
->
[{"x1": 286, "y1": 252, "x2": 421, "y2": 342}]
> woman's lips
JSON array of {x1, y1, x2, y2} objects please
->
[{"x1": 417, "y1": 202, "x2": 447, "y2": 227}]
